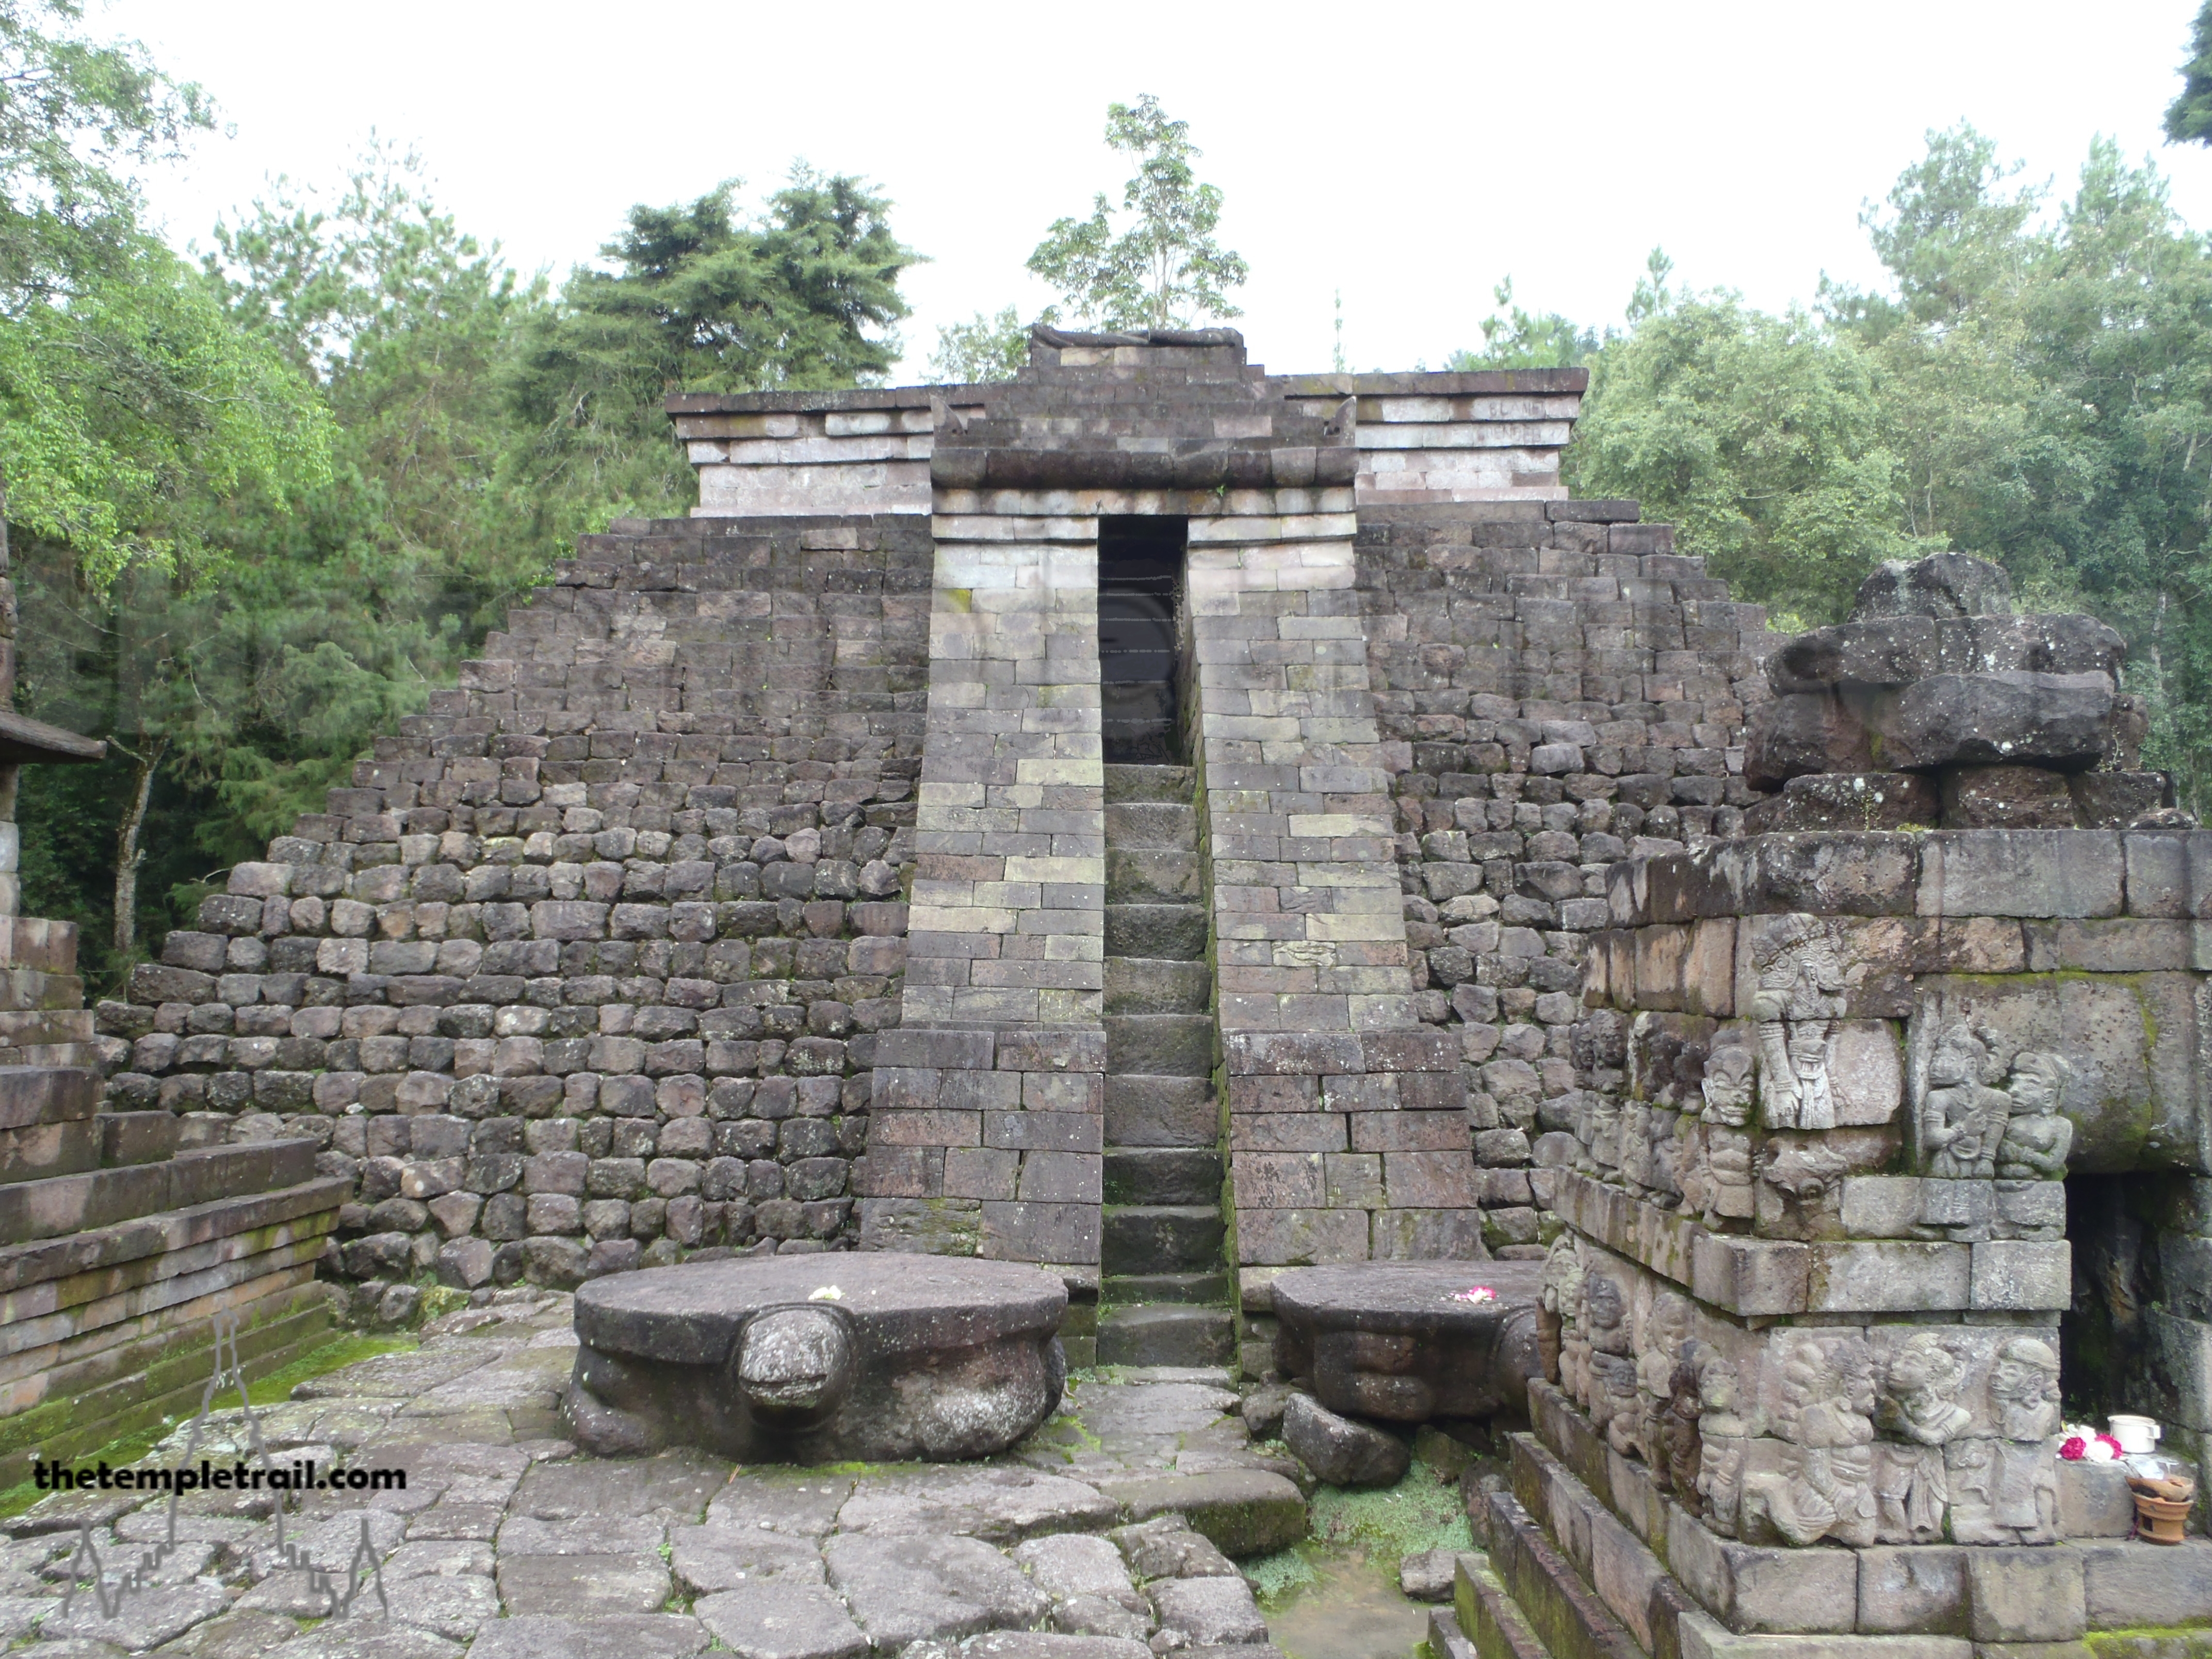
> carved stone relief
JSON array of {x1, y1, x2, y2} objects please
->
[
  {"x1": 1872, "y1": 1330, "x2": 1971, "y2": 1542},
  {"x1": 1945, "y1": 1335, "x2": 2061, "y2": 1545},
  {"x1": 1739, "y1": 1334, "x2": 1878, "y2": 1548}
]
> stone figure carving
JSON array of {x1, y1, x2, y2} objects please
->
[
  {"x1": 1696, "y1": 1042, "x2": 1757, "y2": 1225},
  {"x1": 1591, "y1": 1351, "x2": 1645, "y2": 1458},
  {"x1": 1695, "y1": 1353, "x2": 1752, "y2": 1537},
  {"x1": 1947, "y1": 1336, "x2": 2061, "y2": 1545},
  {"x1": 1919, "y1": 1020, "x2": 2011, "y2": 1178},
  {"x1": 1538, "y1": 1233, "x2": 1583, "y2": 1387},
  {"x1": 1742, "y1": 1336, "x2": 1877, "y2": 1547},
  {"x1": 1637, "y1": 1292, "x2": 1694, "y2": 1483},
  {"x1": 1671, "y1": 1110, "x2": 1707, "y2": 1215},
  {"x1": 1995, "y1": 1052, "x2": 2074, "y2": 1180},
  {"x1": 1587, "y1": 1094, "x2": 1624, "y2": 1176},
  {"x1": 1583, "y1": 1271, "x2": 1642, "y2": 1455},
  {"x1": 1750, "y1": 917, "x2": 1851, "y2": 1130},
  {"x1": 1618, "y1": 1102, "x2": 1655, "y2": 1190},
  {"x1": 1873, "y1": 1331, "x2": 1971, "y2": 1542},
  {"x1": 1646, "y1": 1105, "x2": 1684, "y2": 1200},
  {"x1": 1662, "y1": 1340, "x2": 1710, "y2": 1505},
  {"x1": 1760, "y1": 1135, "x2": 1852, "y2": 1235}
]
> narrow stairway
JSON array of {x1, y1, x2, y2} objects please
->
[{"x1": 1098, "y1": 761, "x2": 1233, "y2": 1367}]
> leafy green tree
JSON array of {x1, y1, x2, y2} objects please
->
[
  {"x1": 1028, "y1": 95, "x2": 1247, "y2": 330},
  {"x1": 1569, "y1": 289, "x2": 1934, "y2": 623},
  {"x1": 929, "y1": 304, "x2": 1029, "y2": 382},
  {"x1": 1447, "y1": 277, "x2": 1598, "y2": 370},
  {"x1": 2167, "y1": 1, "x2": 2212, "y2": 144},
  {"x1": 506, "y1": 167, "x2": 918, "y2": 541}
]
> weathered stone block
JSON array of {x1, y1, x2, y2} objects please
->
[{"x1": 1964, "y1": 1545, "x2": 2084, "y2": 1643}]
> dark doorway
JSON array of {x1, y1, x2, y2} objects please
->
[{"x1": 1098, "y1": 517, "x2": 1187, "y2": 763}]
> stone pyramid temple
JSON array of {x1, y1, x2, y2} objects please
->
[{"x1": 6, "y1": 327, "x2": 2207, "y2": 1651}]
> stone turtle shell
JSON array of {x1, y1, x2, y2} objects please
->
[{"x1": 573, "y1": 1256, "x2": 1068, "y2": 1368}]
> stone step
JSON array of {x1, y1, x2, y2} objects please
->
[
  {"x1": 1105, "y1": 903, "x2": 1208, "y2": 961},
  {"x1": 0, "y1": 1138, "x2": 321, "y2": 1248},
  {"x1": 1105, "y1": 848, "x2": 1201, "y2": 904},
  {"x1": 1482, "y1": 1489, "x2": 1645, "y2": 1659},
  {"x1": 1102, "y1": 1270, "x2": 1229, "y2": 1305},
  {"x1": 1104, "y1": 802, "x2": 1198, "y2": 850},
  {"x1": 0, "y1": 1010, "x2": 93, "y2": 1047},
  {"x1": 0, "y1": 1067, "x2": 97, "y2": 1132},
  {"x1": 0, "y1": 1115, "x2": 96, "y2": 1187},
  {"x1": 1104, "y1": 1074, "x2": 1218, "y2": 1147},
  {"x1": 0, "y1": 969, "x2": 84, "y2": 1013},
  {"x1": 1103, "y1": 764, "x2": 1196, "y2": 804},
  {"x1": 1101, "y1": 723, "x2": 1178, "y2": 767},
  {"x1": 1105, "y1": 1014, "x2": 1214, "y2": 1077},
  {"x1": 1103, "y1": 1203, "x2": 1225, "y2": 1274},
  {"x1": 1106, "y1": 959, "x2": 1212, "y2": 1026},
  {"x1": 1096, "y1": 1303, "x2": 1238, "y2": 1368},
  {"x1": 1105, "y1": 1147, "x2": 1223, "y2": 1206},
  {"x1": 1104, "y1": 956, "x2": 1210, "y2": 1014},
  {"x1": 99, "y1": 1112, "x2": 182, "y2": 1167},
  {"x1": 0, "y1": 918, "x2": 77, "y2": 977},
  {"x1": 1455, "y1": 1554, "x2": 1553, "y2": 1659}
]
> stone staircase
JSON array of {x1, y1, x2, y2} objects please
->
[
  {"x1": 1098, "y1": 763, "x2": 1233, "y2": 1367},
  {"x1": 0, "y1": 910, "x2": 346, "y2": 1490}
]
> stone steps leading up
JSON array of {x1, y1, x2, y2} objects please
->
[
  {"x1": 1482, "y1": 1487, "x2": 1647, "y2": 1659},
  {"x1": 1099, "y1": 761, "x2": 1230, "y2": 1367},
  {"x1": 1455, "y1": 1552, "x2": 1553, "y2": 1659},
  {"x1": 0, "y1": 1137, "x2": 320, "y2": 1246}
]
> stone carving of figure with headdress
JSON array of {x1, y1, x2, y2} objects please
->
[
  {"x1": 1696, "y1": 1353, "x2": 1752, "y2": 1537},
  {"x1": 1539, "y1": 1232, "x2": 1583, "y2": 1389},
  {"x1": 1742, "y1": 1337, "x2": 1878, "y2": 1547},
  {"x1": 1637, "y1": 1292, "x2": 1694, "y2": 1484},
  {"x1": 1873, "y1": 1331, "x2": 1971, "y2": 1542},
  {"x1": 1947, "y1": 1336, "x2": 2061, "y2": 1545},
  {"x1": 1751, "y1": 917, "x2": 1850, "y2": 1131},
  {"x1": 1995, "y1": 1052, "x2": 2074, "y2": 1180},
  {"x1": 1920, "y1": 1019, "x2": 2011, "y2": 1179},
  {"x1": 1696, "y1": 1040, "x2": 1757, "y2": 1225}
]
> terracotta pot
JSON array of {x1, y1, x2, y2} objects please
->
[{"x1": 2133, "y1": 1491, "x2": 2192, "y2": 1544}]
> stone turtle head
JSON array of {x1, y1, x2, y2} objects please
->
[{"x1": 730, "y1": 1302, "x2": 857, "y2": 1427}]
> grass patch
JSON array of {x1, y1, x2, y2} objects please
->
[
  {"x1": 1244, "y1": 1452, "x2": 1474, "y2": 1616},
  {"x1": 0, "y1": 1333, "x2": 415, "y2": 1520},
  {"x1": 242, "y1": 1334, "x2": 417, "y2": 1407},
  {"x1": 1308, "y1": 1455, "x2": 1473, "y2": 1560},
  {"x1": 1244, "y1": 1546, "x2": 1321, "y2": 1604}
]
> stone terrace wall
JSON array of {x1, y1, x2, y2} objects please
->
[
  {"x1": 1356, "y1": 501, "x2": 1780, "y2": 1255},
  {"x1": 93, "y1": 515, "x2": 929, "y2": 1300}
]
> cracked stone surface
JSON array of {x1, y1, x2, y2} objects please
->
[{"x1": 0, "y1": 1297, "x2": 1297, "y2": 1656}]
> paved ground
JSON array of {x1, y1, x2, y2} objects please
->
[{"x1": 0, "y1": 1292, "x2": 1304, "y2": 1658}]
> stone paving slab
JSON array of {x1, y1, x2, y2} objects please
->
[{"x1": 0, "y1": 1296, "x2": 1310, "y2": 1655}]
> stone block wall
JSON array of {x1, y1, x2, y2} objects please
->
[
  {"x1": 1355, "y1": 500, "x2": 1778, "y2": 1255},
  {"x1": 1540, "y1": 826, "x2": 2210, "y2": 1607},
  {"x1": 93, "y1": 515, "x2": 931, "y2": 1292}
]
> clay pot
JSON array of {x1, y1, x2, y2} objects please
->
[{"x1": 2133, "y1": 1491, "x2": 2192, "y2": 1544}]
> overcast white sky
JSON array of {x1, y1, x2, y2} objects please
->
[{"x1": 102, "y1": 1, "x2": 2212, "y2": 380}]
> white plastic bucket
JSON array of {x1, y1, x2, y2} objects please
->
[{"x1": 2108, "y1": 1414, "x2": 2163, "y2": 1455}]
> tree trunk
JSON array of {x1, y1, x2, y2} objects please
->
[{"x1": 111, "y1": 736, "x2": 164, "y2": 961}]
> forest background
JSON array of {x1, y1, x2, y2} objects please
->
[{"x1": 13, "y1": 0, "x2": 2212, "y2": 990}]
